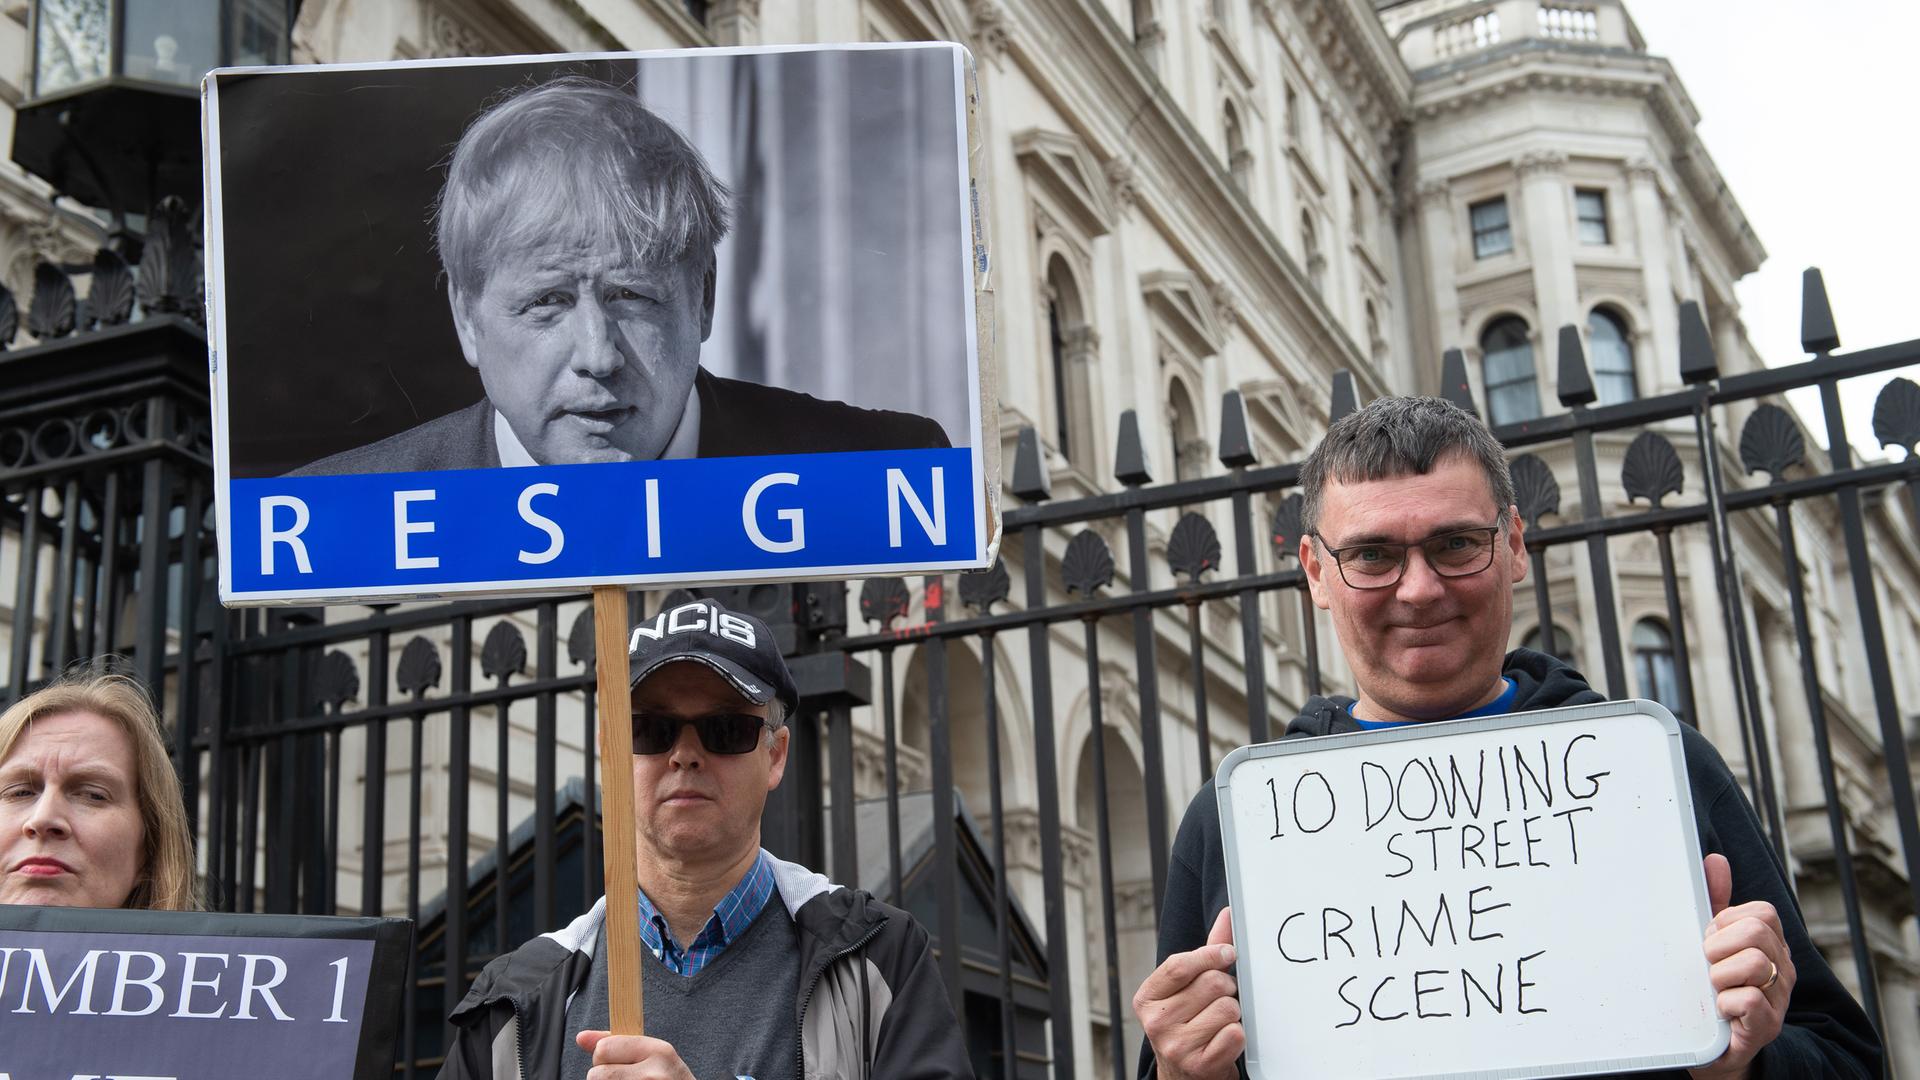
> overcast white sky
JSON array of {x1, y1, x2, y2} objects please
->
[{"x1": 1626, "y1": 0, "x2": 1920, "y2": 460}]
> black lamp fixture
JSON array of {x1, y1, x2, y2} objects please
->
[{"x1": 12, "y1": 0, "x2": 295, "y2": 224}]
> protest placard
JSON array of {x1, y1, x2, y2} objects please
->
[
  {"x1": 203, "y1": 43, "x2": 994, "y2": 605},
  {"x1": 1214, "y1": 700, "x2": 1728, "y2": 1079},
  {"x1": 0, "y1": 905, "x2": 410, "y2": 1080},
  {"x1": 202, "y1": 43, "x2": 996, "y2": 1037}
]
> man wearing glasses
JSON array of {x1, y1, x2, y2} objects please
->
[
  {"x1": 1132, "y1": 397, "x2": 1881, "y2": 1079},
  {"x1": 438, "y1": 598, "x2": 972, "y2": 1080}
]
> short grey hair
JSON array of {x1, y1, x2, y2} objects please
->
[
  {"x1": 1298, "y1": 396, "x2": 1515, "y2": 537},
  {"x1": 434, "y1": 75, "x2": 732, "y2": 303},
  {"x1": 764, "y1": 698, "x2": 788, "y2": 732}
]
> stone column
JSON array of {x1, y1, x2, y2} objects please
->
[
  {"x1": 1626, "y1": 158, "x2": 1681, "y2": 391},
  {"x1": 1517, "y1": 150, "x2": 1577, "y2": 345},
  {"x1": 1415, "y1": 178, "x2": 1463, "y2": 366}
]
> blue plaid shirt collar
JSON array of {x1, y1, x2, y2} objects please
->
[{"x1": 634, "y1": 848, "x2": 778, "y2": 978}]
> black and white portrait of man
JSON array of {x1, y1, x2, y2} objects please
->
[{"x1": 211, "y1": 48, "x2": 975, "y2": 479}]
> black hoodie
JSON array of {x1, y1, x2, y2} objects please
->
[{"x1": 1137, "y1": 648, "x2": 1882, "y2": 1080}]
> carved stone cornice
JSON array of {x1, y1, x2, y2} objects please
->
[
  {"x1": 970, "y1": 0, "x2": 1011, "y2": 62},
  {"x1": 425, "y1": 3, "x2": 494, "y2": 58},
  {"x1": 1103, "y1": 155, "x2": 1138, "y2": 217},
  {"x1": 1625, "y1": 156, "x2": 1661, "y2": 183},
  {"x1": 1209, "y1": 281, "x2": 1241, "y2": 331},
  {"x1": 1062, "y1": 325, "x2": 1101, "y2": 360},
  {"x1": 1016, "y1": 128, "x2": 1115, "y2": 238},
  {"x1": 1515, "y1": 149, "x2": 1569, "y2": 179},
  {"x1": 1414, "y1": 178, "x2": 1452, "y2": 211},
  {"x1": 1001, "y1": 807, "x2": 1094, "y2": 887}
]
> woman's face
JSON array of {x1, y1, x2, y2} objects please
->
[{"x1": 0, "y1": 711, "x2": 144, "y2": 908}]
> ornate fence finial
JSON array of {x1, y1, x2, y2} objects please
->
[
  {"x1": 1800, "y1": 267, "x2": 1840, "y2": 356},
  {"x1": 1114, "y1": 409, "x2": 1153, "y2": 485},
  {"x1": 314, "y1": 650, "x2": 360, "y2": 713},
  {"x1": 859, "y1": 577, "x2": 911, "y2": 627},
  {"x1": 1678, "y1": 301, "x2": 1718, "y2": 384},
  {"x1": 1329, "y1": 370, "x2": 1358, "y2": 423},
  {"x1": 1509, "y1": 453, "x2": 1561, "y2": 528},
  {"x1": 1621, "y1": 431, "x2": 1685, "y2": 509},
  {"x1": 91, "y1": 249, "x2": 135, "y2": 328},
  {"x1": 959, "y1": 558, "x2": 1010, "y2": 614},
  {"x1": 1216, "y1": 390, "x2": 1257, "y2": 468},
  {"x1": 567, "y1": 608, "x2": 596, "y2": 667},
  {"x1": 1738, "y1": 403, "x2": 1806, "y2": 483},
  {"x1": 1061, "y1": 529, "x2": 1115, "y2": 597},
  {"x1": 1270, "y1": 493, "x2": 1306, "y2": 563},
  {"x1": 1439, "y1": 348, "x2": 1478, "y2": 418},
  {"x1": 137, "y1": 196, "x2": 201, "y2": 319},
  {"x1": 1167, "y1": 513, "x2": 1222, "y2": 584},
  {"x1": 1872, "y1": 378, "x2": 1920, "y2": 457},
  {"x1": 1555, "y1": 325, "x2": 1595, "y2": 408},
  {"x1": 0, "y1": 283, "x2": 17, "y2": 351},
  {"x1": 1011, "y1": 426, "x2": 1051, "y2": 501},
  {"x1": 481, "y1": 620, "x2": 527, "y2": 682},
  {"x1": 26, "y1": 262, "x2": 75, "y2": 341},
  {"x1": 397, "y1": 636, "x2": 444, "y2": 698}
]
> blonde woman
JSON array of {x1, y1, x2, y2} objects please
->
[{"x1": 0, "y1": 670, "x2": 197, "y2": 910}]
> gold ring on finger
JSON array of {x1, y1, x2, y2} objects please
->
[{"x1": 1760, "y1": 960, "x2": 1778, "y2": 991}]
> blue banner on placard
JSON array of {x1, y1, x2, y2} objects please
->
[{"x1": 224, "y1": 447, "x2": 980, "y2": 601}]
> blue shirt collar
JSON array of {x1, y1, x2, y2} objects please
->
[
  {"x1": 634, "y1": 848, "x2": 777, "y2": 976},
  {"x1": 1350, "y1": 677, "x2": 1517, "y2": 730}
]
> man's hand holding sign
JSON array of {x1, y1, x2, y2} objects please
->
[{"x1": 1134, "y1": 397, "x2": 1880, "y2": 1080}]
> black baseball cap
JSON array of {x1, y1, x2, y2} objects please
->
[{"x1": 627, "y1": 599, "x2": 799, "y2": 716}]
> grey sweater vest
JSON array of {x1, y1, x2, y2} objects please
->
[{"x1": 559, "y1": 900, "x2": 801, "y2": 1080}]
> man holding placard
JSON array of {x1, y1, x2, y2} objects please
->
[
  {"x1": 1133, "y1": 397, "x2": 1881, "y2": 1079},
  {"x1": 435, "y1": 598, "x2": 971, "y2": 1079}
]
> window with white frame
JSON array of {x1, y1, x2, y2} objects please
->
[
  {"x1": 1588, "y1": 307, "x2": 1637, "y2": 405},
  {"x1": 1470, "y1": 197, "x2": 1512, "y2": 258},
  {"x1": 1481, "y1": 316, "x2": 1540, "y2": 425},
  {"x1": 1575, "y1": 188, "x2": 1610, "y2": 245}
]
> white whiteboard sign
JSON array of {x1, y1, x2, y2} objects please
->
[{"x1": 1215, "y1": 700, "x2": 1728, "y2": 1079}]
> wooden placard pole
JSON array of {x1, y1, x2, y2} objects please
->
[{"x1": 591, "y1": 584, "x2": 645, "y2": 1034}]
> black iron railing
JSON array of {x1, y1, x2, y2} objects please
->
[{"x1": 2, "y1": 271, "x2": 1917, "y2": 1077}]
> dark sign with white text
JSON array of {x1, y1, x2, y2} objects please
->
[{"x1": 0, "y1": 907, "x2": 409, "y2": 1080}]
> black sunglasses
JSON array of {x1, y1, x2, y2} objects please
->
[{"x1": 631, "y1": 711, "x2": 769, "y2": 755}]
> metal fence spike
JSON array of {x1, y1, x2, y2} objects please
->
[
  {"x1": 1114, "y1": 410, "x2": 1152, "y2": 486},
  {"x1": 1439, "y1": 348, "x2": 1478, "y2": 417},
  {"x1": 1329, "y1": 370, "x2": 1358, "y2": 423},
  {"x1": 1010, "y1": 426, "x2": 1051, "y2": 501},
  {"x1": 1555, "y1": 325, "x2": 1595, "y2": 408},
  {"x1": 1801, "y1": 267, "x2": 1840, "y2": 355},
  {"x1": 1678, "y1": 301, "x2": 1719, "y2": 384},
  {"x1": 1216, "y1": 390, "x2": 1257, "y2": 468}
]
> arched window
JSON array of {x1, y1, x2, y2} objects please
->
[
  {"x1": 1301, "y1": 211, "x2": 1323, "y2": 292},
  {"x1": 1169, "y1": 379, "x2": 1203, "y2": 482},
  {"x1": 1632, "y1": 618, "x2": 1681, "y2": 716},
  {"x1": 1481, "y1": 316, "x2": 1539, "y2": 426},
  {"x1": 1523, "y1": 623, "x2": 1579, "y2": 669},
  {"x1": 1588, "y1": 307, "x2": 1637, "y2": 406},
  {"x1": 1045, "y1": 256, "x2": 1086, "y2": 464}
]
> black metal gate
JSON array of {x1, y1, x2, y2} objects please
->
[{"x1": 3, "y1": 271, "x2": 1917, "y2": 1077}]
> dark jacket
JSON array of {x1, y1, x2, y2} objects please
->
[
  {"x1": 436, "y1": 855, "x2": 973, "y2": 1080},
  {"x1": 1138, "y1": 649, "x2": 1882, "y2": 1080},
  {"x1": 291, "y1": 369, "x2": 950, "y2": 476}
]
